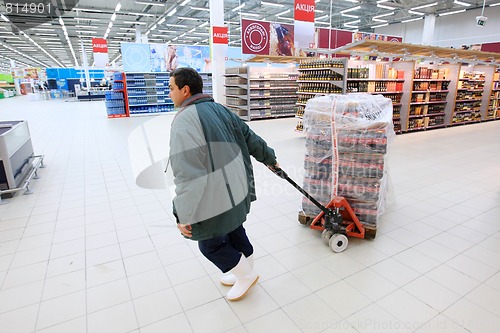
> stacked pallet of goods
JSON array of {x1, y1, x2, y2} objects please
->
[{"x1": 300, "y1": 93, "x2": 395, "y2": 232}]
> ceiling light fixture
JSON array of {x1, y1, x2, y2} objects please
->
[
  {"x1": 439, "y1": 9, "x2": 466, "y2": 15},
  {"x1": 411, "y1": 2, "x2": 438, "y2": 10},
  {"x1": 341, "y1": 13, "x2": 359, "y2": 18},
  {"x1": 275, "y1": 9, "x2": 291, "y2": 16},
  {"x1": 180, "y1": 0, "x2": 190, "y2": 5},
  {"x1": 135, "y1": 1, "x2": 165, "y2": 6},
  {"x1": 115, "y1": 3, "x2": 121, "y2": 11},
  {"x1": 315, "y1": 14, "x2": 329, "y2": 20},
  {"x1": 232, "y1": 3, "x2": 246, "y2": 11},
  {"x1": 191, "y1": 6, "x2": 210, "y2": 11},
  {"x1": 167, "y1": 8, "x2": 177, "y2": 16},
  {"x1": 262, "y1": 1, "x2": 284, "y2": 7},
  {"x1": 377, "y1": 4, "x2": 395, "y2": 10},
  {"x1": 124, "y1": 21, "x2": 146, "y2": 25},
  {"x1": 340, "y1": 6, "x2": 361, "y2": 13},
  {"x1": 373, "y1": 11, "x2": 394, "y2": 18},
  {"x1": 408, "y1": 10, "x2": 425, "y2": 15},
  {"x1": 240, "y1": 12, "x2": 260, "y2": 17},
  {"x1": 454, "y1": 0, "x2": 471, "y2": 6},
  {"x1": 401, "y1": 17, "x2": 423, "y2": 23},
  {"x1": 489, "y1": 2, "x2": 500, "y2": 5}
]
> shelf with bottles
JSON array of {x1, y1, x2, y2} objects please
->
[
  {"x1": 224, "y1": 66, "x2": 299, "y2": 121},
  {"x1": 200, "y1": 72, "x2": 213, "y2": 95},
  {"x1": 124, "y1": 72, "x2": 174, "y2": 117},
  {"x1": 105, "y1": 91, "x2": 127, "y2": 118},
  {"x1": 295, "y1": 58, "x2": 347, "y2": 130}
]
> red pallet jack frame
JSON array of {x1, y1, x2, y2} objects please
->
[{"x1": 272, "y1": 167, "x2": 375, "y2": 252}]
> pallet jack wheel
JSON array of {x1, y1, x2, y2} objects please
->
[
  {"x1": 321, "y1": 229, "x2": 333, "y2": 246},
  {"x1": 329, "y1": 234, "x2": 348, "y2": 253},
  {"x1": 364, "y1": 226, "x2": 377, "y2": 240}
]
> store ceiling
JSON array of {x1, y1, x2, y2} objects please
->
[{"x1": 0, "y1": 0, "x2": 498, "y2": 72}]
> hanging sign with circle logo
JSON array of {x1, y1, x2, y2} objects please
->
[{"x1": 241, "y1": 19, "x2": 270, "y2": 55}]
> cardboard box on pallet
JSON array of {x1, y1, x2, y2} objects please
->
[{"x1": 301, "y1": 93, "x2": 395, "y2": 228}]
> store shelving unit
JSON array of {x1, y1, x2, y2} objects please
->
[
  {"x1": 347, "y1": 60, "x2": 413, "y2": 134},
  {"x1": 105, "y1": 72, "x2": 128, "y2": 118},
  {"x1": 408, "y1": 66, "x2": 453, "y2": 131},
  {"x1": 451, "y1": 69, "x2": 486, "y2": 125},
  {"x1": 224, "y1": 66, "x2": 299, "y2": 121},
  {"x1": 200, "y1": 72, "x2": 213, "y2": 96},
  {"x1": 295, "y1": 58, "x2": 347, "y2": 131},
  {"x1": 124, "y1": 72, "x2": 174, "y2": 117},
  {"x1": 486, "y1": 70, "x2": 500, "y2": 120}
]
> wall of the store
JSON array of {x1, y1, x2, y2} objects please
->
[{"x1": 375, "y1": 6, "x2": 500, "y2": 48}]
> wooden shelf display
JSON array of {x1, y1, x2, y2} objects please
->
[
  {"x1": 224, "y1": 66, "x2": 299, "y2": 121},
  {"x1": 407, "y1": 66, "x2": 452, "y2": 131},
  {"x1": 451, "y1": 69, "x2": 488, "y2": 125},
  {"x1": 295, "y1": 58, "x2": 347, "y2": 131},
  {"x1": 486, "y1": 70, "x2": 500, "y2": 120}
]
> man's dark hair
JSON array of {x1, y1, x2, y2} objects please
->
[{"x1": 170, "y1": 67, "x2": 203, "y2": 95}]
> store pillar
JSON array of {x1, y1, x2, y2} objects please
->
[
  {"x1": 422, "y1": 15, "x2": 436, "y2": 45},
  {"x1": 209, "y1": 0, "x2": 227, "y2": 104}
]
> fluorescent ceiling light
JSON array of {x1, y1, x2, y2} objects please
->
[
  {"x1": 32, "y1": 28, "x2": 56, "y2": 31},
  {"x1": 411, "y1": 2, "x2": 438, "y2": 10},
  {"x1": 401, "y1": 17, "x2": 423, "y2": 23},
  {"x1": 345, "y1": 19, "x2": 360, "y2": 24},
  {"x1": 341, "y1": 13, "x2": 359, "y2": 18},
  {"x1": 200, "y1": 22, "x2": 209, "y2": 27},
  {"x1": 166, "y1": 23, "x2": 187, "y2": 27},
  {"x1": 111, "y1": 13, "x2": 117, "y2": 21},
  {"x1": 180, "y1": 0, "x2": 190, "y2": 5},
  {"x1": 262, "y1": 1, "x2": 284, "y2": 7},
  {"x1": 232, "y1": 3, "x2": 246, "y2": 11},
  {"x1": 191, "y1": 6, "x2": 210, "y2": 11},
  {"x1": 377, "y1": 4, "x2": 395, "y2": 10},
  {"x1": 75, "y1": 25, "x2": 99, "y2": 29},
  {"x1": 314, "y1": 21, "x2": 331, "y2": 25},
  {"x1": 73, "y1": 8, "x2": 104, "y2": 12},
  {"x1": 340, "y1": 6, "x2": 361, "y2": 13},
  {"x1": 240, "y1": 12, "x2": 260, "y2": 17},
  {"x1": 158, "y1": 17, "x2": 166, "y2": 24},
  {"x1": 75, "y1": 18, "x2": 100, "y2": 21},
  {"x1": 315, "y1": 9, "x2": 324, "y2": 13},
  {"x1": 129, "y1": 12, "x2": 155, "y2": 16},
  {"x1": 373, "y1": 11, "x2": 394, "y2": 18},
  {"x1": 115, "y1": 3, "x2": 121, "y2": 11},
  {"x1": 178, "y1": 16, "x2": 202, "y2": 21},
  {"x1": 490, "y1": 2, "x2": 500, "y2": 6},
  {"x1": 439, "y1": 9, "x2": 466, "y2": 15},
  {"x1": 316, "y1": 14, "x2": 329, "y2": 20},
  {"x1": 124, "y1": 21, "x2": 146, "y2": 25},
  {"x1": 167, "y1": 8, "x2": 177, "y2": 16},
  {"x1": 344, "y1": 0, "x2": 359, "y2": 2},
  {"x1": 136, "y1": 1, "x2": 165, "y2": 6},
  {"x1": 408, "y1": 10, "x2": 425, "y2": 15},
  {"x1": 454, "y1": 0, "x2": 471, "y2": 6},
  {"x1": 372, "y1": 23, "x2": 389, "y2": 28},
  {"x1": 372, "y1": 18, "x2": 387, "y2": 22}
]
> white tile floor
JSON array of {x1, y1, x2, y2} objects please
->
[{"x1": 0, "y1": 95, "x2": 499, "y2": 333}]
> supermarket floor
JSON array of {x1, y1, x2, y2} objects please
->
[{"x1": 0, "y1": 95, "x2": 499, "y2": 333}]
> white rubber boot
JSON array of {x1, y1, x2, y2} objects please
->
[
  {"x1": 220, "y1": 254, "x2": 254, "y2": 286},
  {"x1": 226, "y1": 254, "x2": 259, "y2": 301}
]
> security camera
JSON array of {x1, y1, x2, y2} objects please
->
[{"x1": 476, "y1": 15, "x2": 487, "y2": 26}]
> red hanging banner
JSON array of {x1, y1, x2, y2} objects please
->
[
  {"x1": 294, "y1": 0, "x2": 315, "y2": 23},
  {"x1": 212, "y1": 26, "x2": 228, "y2": 44},
  {"x1": 92, "y1": 38, "x2": 108, "y2": 53}
]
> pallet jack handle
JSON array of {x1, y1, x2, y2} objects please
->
[{"x1": 270, "y1": 167, "x2": 331, "y2": 216}]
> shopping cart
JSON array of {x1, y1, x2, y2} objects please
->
[{"x1": 271, "y1": 167, "x2": 376, "y2": 252}]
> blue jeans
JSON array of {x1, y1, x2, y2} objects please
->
[{"x1": 198, "y1": 225, "x2": 253, "y2": 273}]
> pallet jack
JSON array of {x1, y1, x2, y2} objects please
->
[{"x1": 271, "y1": 167, "x2": 376, "y2": 252}]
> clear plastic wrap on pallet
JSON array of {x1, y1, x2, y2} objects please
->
[{"x1": 302, "y1": 93, "x2": 395, "y2": 227}]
